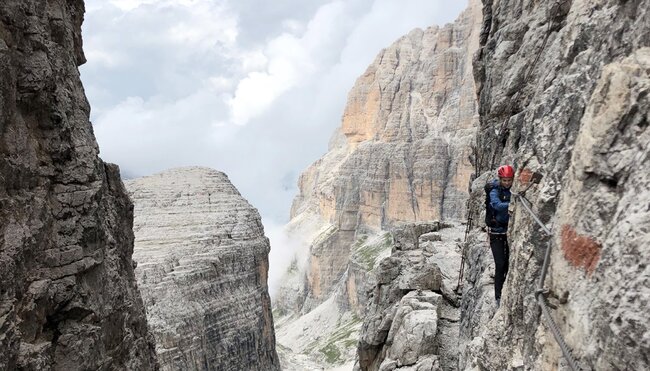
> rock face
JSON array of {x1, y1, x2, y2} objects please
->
[
  {"x1": 275, "y1": 2, "x2": 482, "y2": 368},
  {"x1": 0, "y1": 1, "x2": 158, "y2": 370},
  {"x1": 357, "y1": 222, "x2": 465, "y2": 371},
  {"x1": 125, "y1": 167, "x2": 280, "y2": 371},
  {"x1": 460, "y1": 0, "x2": 650, "y2": 370}
]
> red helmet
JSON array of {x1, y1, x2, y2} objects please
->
[{"x1": 498, "y1": 165, "x2": 514, "y2": 178}]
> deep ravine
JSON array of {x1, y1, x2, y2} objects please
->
[{"x1": 2, "y1": 0, "x2": 648, "y2": 370}]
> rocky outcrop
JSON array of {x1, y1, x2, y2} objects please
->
[
  {"x1": 357, "y1": 222, "x2": 465, "y2": 371},
  {"x1": 125, "y1": 167, "x2": 280, "y2": 371},
  {"x1": 275, "y1": 2, "x2": 482, "y2": 368},
  {"x1": 0, "y1": 1, "x2": 158, "y2": 370},
  {"x1": 460, "y1": 0, "x2": 650, "y2": 370}
]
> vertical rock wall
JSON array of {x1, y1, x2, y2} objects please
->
[
  {"x1": 125, "y1": 167, "x2": 280, "y2": 371},
  {"x1": 0, "y1": 1, "x2": 158, "y2": 369},
  {"x1": 461, "y1": 0, "x2": 650, "y2": 370}
]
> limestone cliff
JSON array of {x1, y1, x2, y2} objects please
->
[
  {"x1": 460, "y1": 0, "x2": 650, "y2": 370},
  {"x1": 125, "y1": 167, "x2": 280, "y2": 371},
  {"x1": 275, "y1": 1, "x2": 482, "y2": 368},
  {"x1": 0, "y1": 1, "x2": 158, "y2": 369}
]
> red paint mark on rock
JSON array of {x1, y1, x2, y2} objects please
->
[
  {"x1": 560, "y1": 225, "x2": 601, "y2": 274},
  {"x1": 518, "y1": 168, "x2": 533, "y2": 185}
]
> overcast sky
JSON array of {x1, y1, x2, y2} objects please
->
[{"x1": 80, "y1": 0, "x2": 468, "y2": 225}]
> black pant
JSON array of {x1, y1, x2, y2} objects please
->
[{"x1": 490, "y1": 234, "x2": 509, "y2": 300}]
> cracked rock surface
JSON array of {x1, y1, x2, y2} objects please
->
[
  {"x1": 460, "y1": 0, "x2": 650, "y2": 370},
  {"x1": 125, "y1": 167, "x2": 280, "y2": 371},
  {"x1": 357, "y1": 222, "x2": 465, "y2": 371},
  {"x1": 0, "y1": 1, "x2": 157, "y2": 369}
]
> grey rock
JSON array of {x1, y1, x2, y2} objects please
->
[
  {"x1": 385, "y1": 291, "x2": 440, "y2": 365},
  {"x1": 125, "y1": 167, "x2": 280, "y2": 371},
  {"x1": 419, "y1": 232, "x2": 442, "y2": 243},
  {"x1": 358, "y1": 223, "x2": 464, "y2": 371},
  {"x1": 0, "y1": 1, "x2": 158, "y2": 369},
  {"x1": 457, "y1": 230, "x2": 497, "y2": 370},
  {"x1": 392, "y1": 222, "x2": 441, "y2": 252},
  {"x1": 460, "y1": 0, "x2": 650, "y2": 370},
  {"x1": 377, "y1": 257, "x2": 402, "y2": 285}
]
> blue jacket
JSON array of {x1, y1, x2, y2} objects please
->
[{"x1": 489, "y1": 179, "x2": 511, "y2": 233}]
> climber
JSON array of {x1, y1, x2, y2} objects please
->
[{"x1": 484, "y1": 165, "x2": 514, "y2": 308}]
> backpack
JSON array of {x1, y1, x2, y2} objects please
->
[{"x1": 484, "y1": 181, "x2": 508, "y2": 228}]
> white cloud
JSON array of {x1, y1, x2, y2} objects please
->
[
  {"x1": 164, "y1": 2, "x2": 238, "y2": 49},
  {"x1": 84, "y1": 49, "x2": 126, "y2": 69},
  {"x1": 108, "y1": 0, "x2": 156, "y2": 11},
  {"x1": 83, "y1": 0, "x2": 238, "y2": 75},
  {"x1": 226, "y1": 1, "x2": 352, "y2": 125},
  {"x1": 264, "y1": 219, "x2": 307, "y2": 299},
  {"x1": 282, "y1": 19, "x2": 305, "y2": 34},
  {"x1": 108, "y1": 0, "x2": 207, "y2": 12},
  {"x1": 239, "y1": 50, "x2": 268, "y2": 73},
  {"x1": 207, "y1": 76, "x2": 235, "y2": 93}
]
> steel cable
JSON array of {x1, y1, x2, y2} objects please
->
[{"x1": 514, "y1": 193, "x2": 581, "y2": 371}]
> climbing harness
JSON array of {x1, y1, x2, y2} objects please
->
[{"x1": 513, "y1": 193, "x2": 581, "y2": 371}]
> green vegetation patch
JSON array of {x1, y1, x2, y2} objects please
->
[
  {"x1": 352, "y1": 234, "x2": 369, "y2": 249},
  {"x1": 276, "y1": 342, "x2": 291, "y2": 352},
  {"x1": 302, "y1": 315, "x2": 363, "y2": 365},
  {"x1": 319, "y1": 343, "x2": 342, "y2": 364},
  {"x1": 286, "y1": 257, "x2": 299, "y2": 274},
  {"x1": 272, "y1": 307, "x2": 287, "y2": 319},
  {"x1": 313, "y1": 225, "x2": 338, "y2": 245},
  {"x1": 329, "y1": 316, "x2": 361, "y2": 343},
  {"x1": 319, "y1": 316, "x2": 363, "y2": 364},
  {"x1": 353, "y1": 232, "x2": 393, "y2": 271}
]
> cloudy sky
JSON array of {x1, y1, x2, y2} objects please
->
[{"x1": 81, "y1": 0, "x2": 468, "y2": 226}]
